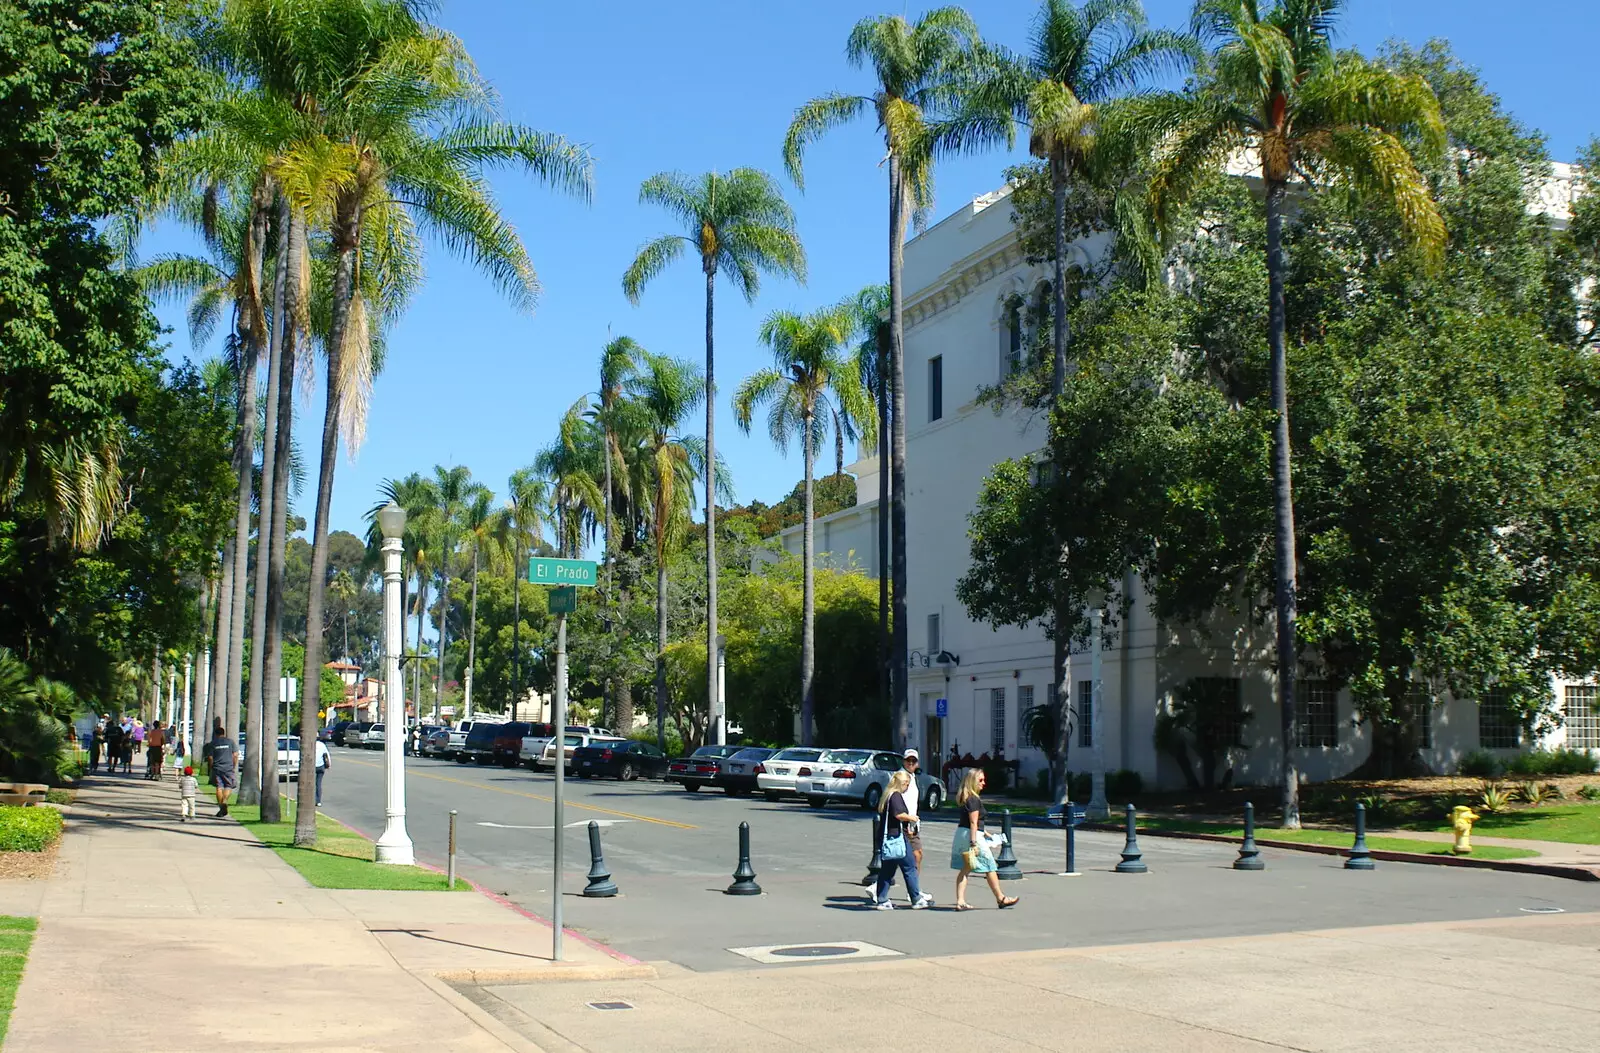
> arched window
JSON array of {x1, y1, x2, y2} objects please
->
[{"x1": 1002, "y1": 295, "x2": 1024, "y2": 376}]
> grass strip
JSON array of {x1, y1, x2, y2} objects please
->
[
  {"x1": 1396, "y1": 803, "x2": 1600, "y2": 846},
  {"x1": 1135, "y1": 817, "x2": 1539, "y2": 860},
  {"x1": 0, "y1": 916, "x2": 37, "y2": 1045},
  {"x1": 233, "y1": 800, "x2": 467, "y2": 891}
]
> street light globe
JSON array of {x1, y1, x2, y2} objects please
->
[
  {"x1": 1084, "y1": 586, "x2": 1108, "y2": 610},
  {"x1": 378, "y1": 500, "x2": 407, "y2": 540}
]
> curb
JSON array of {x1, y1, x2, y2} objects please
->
[
  {"x1": 1024, "y1": 817, "x2": 1600, "y2": 882},
  {"x1": 433, "y1": 963, "x2": 659, "y2": 984},
  {"x1": 411, "y1": 971, "x2": 550, "y2": 1053}
]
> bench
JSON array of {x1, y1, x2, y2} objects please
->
[{"x1": 0, "y1": 783, "x2": 50, "y2": 807}]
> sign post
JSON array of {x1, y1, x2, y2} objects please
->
[{"x1": 532, "y1": 556, "x2": 598, "y2": 961}]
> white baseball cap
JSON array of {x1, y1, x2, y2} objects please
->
[{"x1": 902, "y1": 748, "x2": 920, "y2": 761}]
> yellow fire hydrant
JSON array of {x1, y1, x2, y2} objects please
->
[{"x1": 1451, "y1": 805, "x2": 1481, "y2": 855}]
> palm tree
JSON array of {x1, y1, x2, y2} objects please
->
[
  {"x1": 495, "y1": 468, "x2": 548, "y2": 718},
  {"x1": 622, "y1": 169, "x2": 806, "y2": 741},
  {"x1": 264, "y1": 0, "x2": 592, "y2": 784},
  {"x1": 458, "y1": 486, "x2": 496, "y2": 717},
  {"x1": 784, "y1": 9, "x2": 1000, "y2": 749},
  {"x1": 845, "y1": 285, "x2": 893, "y2": 720},
  {"x1": 592, "y1": 337, "x2": 643, "y2": 730},
  {"x1": 429, "y1": 466, "x2": 486, "y2": 718},
  {"x1": 734, "y1": 305, "x2": 874, "y2": 745},
  {"x1": 1138, "y1": 0, "x2": 1446, "y2": 826},
  {"x1": 626, "y1": 352, "x2": 706, "y2": 749}
]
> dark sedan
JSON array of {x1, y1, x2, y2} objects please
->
[
  {"x1": 666, "y1": 744, "x2": 742, "y2": 792},
  {"x1": 715, "y1": 747, "x2": 775, "y2": 796},
  {"x1": 572, "y1": 740, "x2": 668, "y2": 780}
]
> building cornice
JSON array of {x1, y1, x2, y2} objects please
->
[{"x1": 904, "y1": 233, "x2": 1029, "y2": 332}]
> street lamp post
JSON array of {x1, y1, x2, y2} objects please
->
[
  {"x1": 715, "y1": 634, "x2": 727, "y2": 746},
  {"x1": 1085, "y1": 587, "x2": 1109, "y2": 820},
  {"x1": 375, "y1": 501, "x2": 414, "y2": 865},
  {"x1": 183, "y1": 653, "x2": 193, "y2": 764}
]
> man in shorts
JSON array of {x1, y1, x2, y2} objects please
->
[{"x1": 206, "y1": 719, "x2": 239, "y2": 817}]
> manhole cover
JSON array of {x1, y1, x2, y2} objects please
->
[
  {"x1": 1520, "y1": 906, "x2": 1565, "y2": 914},
  {"x1": 768, "y1": 945, "x2": 861, "y2": 958},
  {"x1": 587, "y1": 1001, "x2": 634, "y2": 1011}
]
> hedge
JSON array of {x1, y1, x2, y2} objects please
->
[{"x1": 0, "y1": 806, "x2": 63, "y2": 852}]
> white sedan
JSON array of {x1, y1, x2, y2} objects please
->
[
  {"x1": 535, "y1": 732, "x2": 625, "y2": 772},
  {"x1": 754, "y1": 747, "x2": 827, "y2": 801},
  {"x1": 802, "y1": 748, "x2": 944, "y2": 811},
  {"x1": 275, "y1": 736, "x2": 301, "y2": 781}
]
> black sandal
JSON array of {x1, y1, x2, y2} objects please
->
[{"x1": 998, "y1": 896, "x2": 1020, "y2": 909}]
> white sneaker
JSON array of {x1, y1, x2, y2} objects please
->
[
  {"x1": 912, "y1": 894, "x2": 933, "y2": 909},
  {"x1": 874, "y1": 900, "x2": 895, "y2": 911}
]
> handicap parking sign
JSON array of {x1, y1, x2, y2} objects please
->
[{"x1": 935, "y1": 697, "x2": 948, "y2": 718}]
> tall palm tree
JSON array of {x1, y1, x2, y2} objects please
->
[
  {"x1": 734, "y1": 305, "x2": 875, "y2": 745},
  {"x1": 495, "y1": 468, "x2": 548, "y2": 718},
  {"x1": 626, "y1": 352, "x2": 706, "y2": 749},
  {"x1": 368, "y1": 472, "x2": 441, "y2": 721},
  {"x1": 429, "y1": 465, "x2": 485, "y2": 717},
  {"x1": 1139, "y1": 0, "x2": 1445, "y2": 826},
  {"x1": 592, "y1": 337, "x2": 642, "y2": 730},
  {"x1": 458, "y1": 486, "x2": 496, "y2": 717},
  {"x1": 265, "y1": 0, "x2": 593, "y2": 779},
  {"x1": 784, "y1": 9, "x2": 1000, "y2": 749},
  {"x1": 845, "y1": 285, "x2": 893, "y2": 719},
  {"x1": 622, "y1": 168, "x2": 806, "y2": 741}
]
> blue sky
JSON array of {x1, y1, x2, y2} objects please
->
[{"x1": 142, "y1": 0, "x2": 1600, "y2": 543}]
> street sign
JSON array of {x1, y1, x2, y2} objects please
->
[
  {"x1": 935, "y1": 697, "x2": 948, "y2": 718},
  {"x1": 548, "y1": 586, "x2": 577, "y2": 614},
  {"x1": 528, "y1": 556, "x2": 598, "y2": 587},
  {"x1": 1046, "y1": 805, "x2": 1088, "y2": 828}
]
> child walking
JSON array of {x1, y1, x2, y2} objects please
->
[{"x1": 179, "y1": 765, "x2": 198, "y2": 822}]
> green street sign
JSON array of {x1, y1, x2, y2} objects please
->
[
  {"x1": 528, "y1": 556, "x2": 598, "y2": 587},
  {"x1": 548, "y1": 586, "x2": 577, "y2": 614}
]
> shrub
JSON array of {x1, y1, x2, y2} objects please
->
[
  {"x1": 1457, "y1": 750, "x2": 1502, "y2": 777},
  {"x1": 0, "y1": 805, "x2": 64, "y2": 852},
  {"x1": 1505, "y1": 748, "x2": 1599, "y2": 777},
  {"x1": 1356, "y1": 793, "x2": 1391, "y2": 823},
  {"x1": 1514, "y1": 781, "x2": 1558, "y2": 806},
  {"x1": 1578, "y1": 785, "x2": 1600, "y2": 802},
  {"x1": 1106, "y1": 769, "x2": 1143, "y2": 801},
  {"x1": 1478, "y1": 781, "x2": 1515, "y2": 813}
]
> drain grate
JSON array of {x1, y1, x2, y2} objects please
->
[
  {"x1": 587, "y1": 1001, "x2": 635, "y2": 1011},
  {"x1": 1520, "y1": 906, "x2": 1565, "y2": 914},
  {"x1": 728, "y1": 940, "x2": 901, "y2": 965}
]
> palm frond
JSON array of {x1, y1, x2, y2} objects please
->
[
  {"x1": 622, "y1": 235, "x2": 688, "y2": 304},
  {"x1": 782, "y1": 93, "x2": 871, "y2": 189}
]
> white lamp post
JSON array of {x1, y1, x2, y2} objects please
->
[
  {"x1": 715, "y1": 634, "x2": 727, "y2": 746},
  {"x1": 1085, "y1": 587, "x2": 1109, "y2": 820},
  {"x1": 183, "y1": 653, "x2": 193, "y2": 763},
  {"x1": 374, "y1": 500, "x2": 414, "y2": 865}
]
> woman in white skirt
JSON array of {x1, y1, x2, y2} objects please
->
[{"x1": 951, "y1": 768, "x2": 1018, "y2": 910}]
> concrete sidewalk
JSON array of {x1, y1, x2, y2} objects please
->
[{"x1": 5, "y1": 774, "x2": 645, "y2": 1052}]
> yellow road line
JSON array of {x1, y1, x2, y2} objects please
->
[{"x1": 340, "y1": 756, "x2": 697, "y2": 830}]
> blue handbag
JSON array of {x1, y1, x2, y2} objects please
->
[{"x1": 881, "y1": 827, "x2": 907, "y2": 861}]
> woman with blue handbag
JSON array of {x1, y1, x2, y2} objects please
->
[{"x1": 872, "y1": 771, "x2": 930, "y2": 910}]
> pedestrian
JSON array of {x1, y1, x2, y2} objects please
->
[
  {"x1": 206, "y1": 718, "x2": 239, "y2": 818},
  {"x1": 145, "y1": 720, "x2": 166, "y2": 781},
  {"x1": 178, "y1": 766, "x2": 198, "y2": 822},
  {"x1": 131, "y1": 719, "x2": 145, "y2": 756},
  {"x1": 952, "y1": 768, "x2": 1018, "y2": 910},
  {"x1": 103, "y1": 718, "x2": 124, "y2": 775},
  {"x1": 902, "y1": 748, "x2": 925, "y2": 874},
  {"x1": 89, "y1": 720, "x2": 104, "y2": 773},
  {"x1": 872, "y1": 771, "x2": 931, "y2": 910},
  {"x1": 313, "y1": 735, "x2": 331, "y2": 807}
]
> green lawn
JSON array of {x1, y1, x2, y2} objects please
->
[
  {"x1": 0, "y1": 916, "x2": 37, "y2": 1045},
  {"x1": 1408, "y1": 803, "x2": 1600, "y2": 846},
  {"x1": 234, "y1": 800, "x2": 466, "y2": 891},
  {"x1": 1134, "y1": 817, "x2": 1539, "y2": 860}
]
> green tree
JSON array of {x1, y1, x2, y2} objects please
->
[
  {"x1": 622, "y1": 167, "x2": 806, "y2": 748},
  {"x1": 1135, "y1": 0, "x2": 1446, "y2": 826},
  {"x1": 492, "y1": 467, "x2": 549, "y2": 719},
  {"x1": 733, "y1": 305, "x2": 874, "y2": 745}
]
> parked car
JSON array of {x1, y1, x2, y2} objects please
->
[
  {"x1": 491, "y1": 722, "x2": 543, "y2": 768},
  {"x1": 715, "y1": 747, "x2": 775, "y2": 796},
  {"x1": 318, "y1": 721, "x2": 344, "y2": 744},
  {"x1": 753, "y1": 746, "x2": 827, "y2": 801},
  {"x1": 365, "y1": 723, "x2": 387, "y2": 750},
  {"x1": 572, "y1": 740, "x2": 668, "y2": 780},
  {"x1": 445, "y1": 720, "x2": 478, "y2": 760},
  {"x1": 342, "y1": 721, "x2": 374, "y2": 748},
  {"x1": 421, "y1": 727, "x2": 451, "y2": 758},
  {"x1": 457, "y1": 720, "x2": 509, "y2": 764},
  {"x1": 325, "y1": 719, "x2": 354, "y2": 746},
  {"x1": 275, "y1": 735, "x2": 301, "y2": 781},
  {"x1": 519, "y1": 731, "x2": 555, "y2": 770},
  {"x1": 412, "y1": 724, "x2": 444, "y2": 754},
  {"x1": 537, "y1": 732, "x2": 625, "y2": 773},
  {"x1": 666, "y1": 744, "x2": 742, "y2": 792},
  {"x1": 803, "y1": 748, "x2": 944, "y2": 811}
]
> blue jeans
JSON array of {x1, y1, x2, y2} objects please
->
[
  {"x1": 315, "y1": 766, "x2": 325, "y2": 805},
  {"x1": 874, "y1": 852, "x2": 922, "y2": 905}
]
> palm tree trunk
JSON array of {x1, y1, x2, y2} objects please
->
[
  {"x1": 1050, "y1": 157, "x2": 1073, "y2": 807},
  {"x1": 603, "y1": 421, "x2": 613, "y2": 730},
  {"x1": 801, "y1": 412, "x2": 816, "y2": 746},
  {"x1": 210, "y1": 533, "x2": 235, "y2": 735},
  {"x1": 465, "y1": 547, "x2": 480, "y2": 715},
  {"x1": 655, "y1": 550, "x2": 669, "y2": 750},
  {"x1": 887, "y1": 157, "x2": 911, "y2": 751},
  {"x1": 1265, "y1": 179, "x2": 1301, "y2": 829},
  {"x1": 300, "y1": 197, "x2": 362, "y2": 789},
  {"x1": 511, "y1": 536, "x2": 521, "y2": 719},
  {"x1": 436, "y1": 572, "x2": 451, "y2": 717},
  {"x1": 1051, "y1": 159, "x2": 1069, "y2": 395},
  {"x1": 228, "y1": 186, "x2": 271, "y2": 787},
  {"x1": 413, "y1": 581, "x2": 425, "y2": 721},
  {"x1": 703, "y1": 264, "x2": 719, "y2": 743},
  {"x1": 249, "y1": 192, "x2": 290, "y2": 821},
  {"x1": 876, "y1": 323, "x2": 890, "y2": 724}
]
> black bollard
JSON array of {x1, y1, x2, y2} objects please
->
[
  {"x1": 1233, "y1": 801, "x2": 1264, "y2": 871},
  {"x1": 995, "y1": 809, "x2": 1023, "y2": 880},
  {"x1": 726, "y1": 821, "x2": 762, "y2": 895},
  {"x1": 1345, "y1": 802, "x2": 1376, "y2": 871},
  {"x1": 582, "y1": 820, "x2": 618, "y2": 897},
  {"x1": 1114, "y1": 803, "x2": 1148, "y2": 873},
  {"x1": 861, "y1": 813, "x2": 884, "y2": 886}
]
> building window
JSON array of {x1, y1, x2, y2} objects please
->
[
  {"x1": 990, "y1": 688, "x2": 1006, "y2": 756},
  {"x1": 926, "y1": 613, "x2": 940, "y2": 655},
  {"x1": 1003, "y1": 296, "x2": 1024, "y2": 376},
  {"x1": 1033, "y1": 458, "x2": 1057, "y2": 487},
  {"x1": 1077, "y1": 679, "x2": 1093, "y2": 748},
  {"x1": 1478, "y1": 688, "x2": 1521, "y2": 749},
  {"x1": 1565, "y1": 685, "x2": 1599, "y2": 749},
  {"x1": 1296, "y1": 680, "x2": 1338, "y2": 748},
  {"x1": 929, "y1": 355, "x2": 943, "y2": 421},
  {"x1": 1408, "y1": 684, "x2": 1434, "y2": 750}
]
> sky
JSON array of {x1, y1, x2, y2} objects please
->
[{"x1": 142, "y1": 0, "x2": 1600, "y2": 545}]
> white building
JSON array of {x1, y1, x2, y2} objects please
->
[{"x1": 780, "y1": 165, "x2": 1595, "y2": 790}]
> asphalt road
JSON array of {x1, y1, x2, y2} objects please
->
[{"x1": 315, "y1": 747, "x2": 1600, "y2": 972}]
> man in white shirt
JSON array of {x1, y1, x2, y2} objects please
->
[{"x1": 313, "y1": 738, "x2": 332, "y2": 807}]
